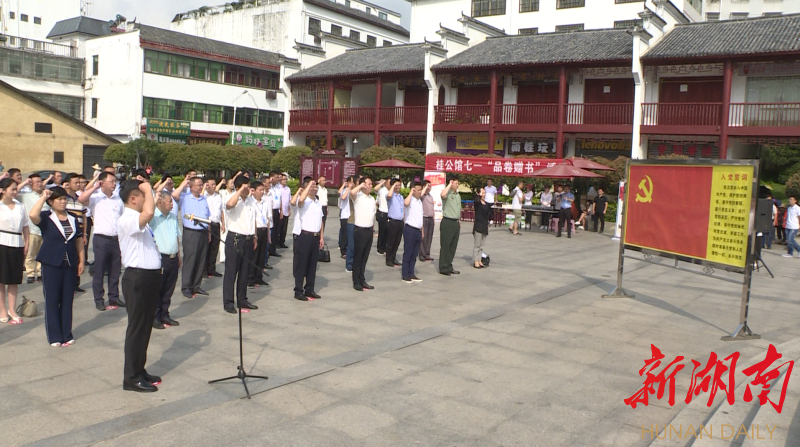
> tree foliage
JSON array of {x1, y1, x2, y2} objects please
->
[
  {"x1": 786, "y1": 173, "x2": 800, "y2": 199},
  {"x1": 358, "y1": 146, "x2": 425, "y2": 181},
  {"x1": 104, "y1": 138, "x2": 164, "y2": 169},
  {"x1": 762, "y1": 145, "x2": 800, "y2": 183},
  {"x1": 270, "y1": 146, "x2": 312, "y2": 178}
]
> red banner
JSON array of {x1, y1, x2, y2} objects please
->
[{"x1": 425, "y1": 155, "x2": 563, "y2": 176}]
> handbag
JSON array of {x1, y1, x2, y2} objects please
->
[
  {"x1": 318, "y1": 244, "x2": 331, "y2": 262},
  {"x1": 481, "y1": 252, "x2": 490, "y2": 267},
  {"x1": 16, "y1": 295, "x2": 39, "y2": 318}
]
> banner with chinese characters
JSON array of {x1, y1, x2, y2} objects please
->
[
  {"x1": 229, "y1": 132, "x2": 283, "y2": 150},
  {"x1": 146, "y1": 118, "x2": 190, "y2": 138},
  {"x1": 624, "y1": 162, "x2": 757, "y2": 269},
  {"x1": 425, "y1": 156, "x2": 563, "y2": 176},
  {"x1": 306, "y1": 135, "x2": 346, "y2": 152},
  {"x1": 648, "y1": 142, "x2": 719, "y2": 159},
  {"x1": 447, "y1": 135, "x2": 504, "y2": 153},
  {"x1": 505, "y1": 138, "x2": 556, "y2": 156}
]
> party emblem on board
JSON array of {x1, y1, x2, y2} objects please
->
[{"x1": 636, "y1": 175, "x2": 654, "y2": 203}]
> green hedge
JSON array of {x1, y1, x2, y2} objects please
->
[{"x1": 271, "y1": 146, "x2": 312, "y2": 178}]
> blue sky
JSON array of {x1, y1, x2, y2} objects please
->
[{"x1": 92, "y1": 0, "x2": 411, "y2": 29}]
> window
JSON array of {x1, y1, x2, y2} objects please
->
[
  {"x1": 614, "y1": 19, "x2": 641, "y2": 28},
  {"x1": 34, "y1": 122, "x2": 52, "y2": 133},
  {"x1": 92, "y1": 55, "x2": 99, "y2": 76},
  {"x1": 143, "y1": 50, "x2": 277, "y2": 89},
  {"x1": 349, "y1": 30, "x2": 360, "y2": 41},
  {"x1": 331, "y1": 24, "x2": 342, "y2": 36},
  {"x1": 0, "y1": 50, "x2": 83, "y2": 83},
  {"x1": 53, "y1": 152, "x2": 64, "y2": 164},
  {"x1": 20, "y1": 14, "x2": 27, "y2": 22},
  {"x1": 8, "y1": 11, "x2": 14, "y2": 19},
  {"x1": 706, "y1": 12, "x2": 719, "y2": 21},
  {"x1": 555, "y1": 23, "x2": 584, "y2": 32},
  {"x1": 365, "y1": 7, "x2": 371, "y2": 14},
  {"x1": 763, "y1": 12, "x2": 782, "y2": 17},
  {"x1": 746, "y1": 76, "x2": 800, "y2": 103},
  {"x1": 291, "y1": 83, "x2": 329, "y2": 109},
  {"x1": 556, "y1": 0, "x2": 584, "y2": 9},
  {"x1": 308, "y1": 18, "x2": 321, "y2": 36},
  {"x1": 27, "y1": 93, "x2": 83, "y2": 120},
  {"x1": 615, "y1": 0, "x2": 643, "y2": 3},
  {"x1": 91, "y1": 99, "x2": 98, "y2": 118},
  {"x1": 367, "y1": 35, "x2": 377, "y2": 47},
  {"x1": 518, "y1": 27, "x2": 538, "y2": 35},
  {"x1": 379, "y1": 12, "x2": 387, "y2": 20},
  {"x1": 383, "y1": 40, "x2": 393, "y2": 46},
  {"x1": 33, "y1": 16, "x2": 41, "y2": 24},
  {"x1": 520, "y1": 0, "x2": 538, "y2": 12},
  {"x1": 345, "y1": 0, "x2": 350, "y2": 6},
  {"x1": 472, "y1": 0, "x2": 506, "y2": 17},
  {"x1": 143, "y1": 97, "x2": 284, "y2": 129},
  {"x1": 730, "y1": 12, "x2": 748, "y2": 19}
]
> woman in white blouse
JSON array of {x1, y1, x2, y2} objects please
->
[{"x1": 0, "y1": 177, "x2": 30, "y2": 324}]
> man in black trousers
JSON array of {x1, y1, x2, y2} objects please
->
[
  {"x1": 267, "y1": 171, "x2": 282, "y2": 258},
  {"x1": 172, "y1": 176, "x2": 210, "y2": 299},
  {"x1": 350, "y1": 177, "x2": 378, "y2": 291},
  {"x1": 384, "y1": 179, "x2": 404, "y2": 267},
  {"x1": 375, "y1": 176, "x2": 389, "y2": 254},
  {"x1": 278, "y1": 174, "x2": 291, "y2": 248},
  {"x1": 150, "y1": 191, "x2": 181, "y2": 329},
  {"x1": 292, "y1": 178, "x2": 324, "y2": 301},
  {"x1": 117, "y1": 179, "x2": 162, "y2": 392},
  {"x1": 222, "y1": 176, "x2": 259, "y2": 313},
  {"x1": 248, "y1": 181, "x2": 270, "y2": 287}
]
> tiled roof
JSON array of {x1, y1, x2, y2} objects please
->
[
  {"x1": 286, "y1": 43, "x2": 429, "y2": 81},
  {"x1": 643, "y1": 14, "x2": 800, "y2": 61},
  {"x1": 434, "y1": 29, "x2": 632, "y2": 70},
  {"x1": 135, "y1": 24, "x2": 282, "y2": 70},
  {"x1": 47, "y1": 16, "x2": 110, "y2": 39},
  {"x1": 303, "y1": 0, "x2": 410, "y2": 37}
]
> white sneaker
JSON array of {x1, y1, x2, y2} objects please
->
[
  {"x1": 346, "y1": 269, "x2": 353, "y2": 273},
  {"x1": 782, "y1": 254, "x2": 793, "y2": 258}
]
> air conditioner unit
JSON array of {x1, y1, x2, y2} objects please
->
[{"x1": 266, "y1": 90, "x2": 277, "y2": 100}]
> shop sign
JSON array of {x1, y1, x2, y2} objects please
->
[
  {"x1": 393, "y1": 135, "x2": 426, "y2": 150},
  {"x1": 506, "y1": 138, "x2": 556, "y2": 155},
  {"x1": 576, "y1": 139, "x2": 631, "y2": 152},
  {"x1": 739, "y1": 61, "x2": 800, "y2": 77},
  {"x1": 306, "y1": 135, "x2": 346, "y2": 151},
  {"x1": 146, "y1": 118, "x2": 190, "y2": 138},
  {"x1": 447, "y1": 134, "x2": 504, "y2": 152},
  {"x1": 230, "y1": 132, "x2": 283, "y2": 150},
  {"x1": 648, "y1": 143, "x2": 719, "y2": 159}
]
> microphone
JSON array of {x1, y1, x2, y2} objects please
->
[{"x1": 184, "y1": 214, "x2": 212, "y2": 225}]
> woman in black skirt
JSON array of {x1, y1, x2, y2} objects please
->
[
  {"x1": 29, "y1": 187, "x2": 85, "y2": 347},
  {"x1": 0, "y1": 177, "x2": 30, "y2": 324}
]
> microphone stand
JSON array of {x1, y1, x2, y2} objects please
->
[{"x1": 187, "y1": 214, "x2": 269, "y2": 398}]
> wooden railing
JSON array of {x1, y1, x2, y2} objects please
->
[
  {"x1": 729, "y1": 103, "x2": 800, "y2": 127},
  {"x1": 434, "y1": 105, "x2": 490, "y2": 125},
  {"x1": 289, "y1": 109, "x2": 328, "y2": 126},
  {"x1": 566, "y1": 103, "x2": 634, "y2": 125},
  {"x1": 641, "y1": 103, "x2": 722, "y2": 127},
  {"x1": 379, "y1": 106, "x2": 428, "y2": 125},
  {"x1": 495, "y1": 104, "x2": 558, "y2": 124},
  {"x1": 332, "y1": 107, "x2": 375, "y2": 125}
]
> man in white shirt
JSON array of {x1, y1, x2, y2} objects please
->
[
  {"x1": 524, "y1": 184, "x2": 534, "y2": 230},
  {"x1": 278, "y1": 174, "x2": 291, "y2": 249},
  {"x1": 540, "y1": 186, "x2": 554, "y2": 230},
  {"x1": 268, "y1": 171, "x2": 282, "y2": 258},
  {"x1": 401, "y1": 182, "x2": 425, "y2": 283},
  {"x1": 783, "y1": 195, "x2": 800, "y2": 258},
  {"x1": 249, "y1": 181, "x2": 270, "y2": 287},
  {"x1": 338, "y1": 177, "x2": 353, "y2": 257},
  {"x1": 292, "y1": 178, "x2": 324, "y2": 301},
  {"x1": 222, "y1": 176, "x2": 259, "y2": 313},
  {"x1": 318, "y1": 176, "x2": 329, "y2": 231},
  {"x1": 79, "y1": 172, "x2": 125, "y2": 311},
  {"x1": 375, "y1": 177, "x2": 390, "y2": 255},
  {"x1": 510, "y1": 180, "x2": 524, "y2": 235},
  {"x1": 18, "y1": 173, "x2": 46, "y2": 283},
  {"x1": 203, "y1": 177, "x2": 225, "y2": 278},
  {"x1": 350, "y1": 177, "x2": 378, "y2": 291},
  {"x1": 117, "y1": 179, "x2": 162, "y2": 393},
  {"x1": 484, "y1": 179, "x2": 498, "y2": 207}
]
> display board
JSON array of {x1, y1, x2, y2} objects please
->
[{"x1": 623, "y1": 161, "x2": 758, "y2": 270}]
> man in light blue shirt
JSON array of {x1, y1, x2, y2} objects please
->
[
  {"x1": 150, "y1": 191, "x2": 181, "y2": 328},
  {"x1": 172, "y1": 176, "x2": 210, "y2": 298},
  {"x1": 557, "y1": 185, "x2": 575, "y2": 238},
  {"x1": 385, "y1": 179, "x2": 405, "y2": 266}
]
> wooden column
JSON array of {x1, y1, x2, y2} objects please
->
[
  {"x1": 488, "y1": 70, "x2": 498, "y2": 154},
  {"x1": 556, "y1": 66, "x2": 567, "y2": 159},
  {"x1": 327, "y1": 80, "x2": 334, "y2": 151},
  {"x1": 719, "y1": 60, "x2": 733, "y2": 160},
  {"x1": 374, "y1": 77, "x2": 382, "y2": 146}
]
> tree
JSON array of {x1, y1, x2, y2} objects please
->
[
  {"x1": 762, "y1": 145, "x2": 800, "y2": 183},
  {"x1": 786, "y1": 173, "x2": 800, "y2": 199},
  {"x1": 270, "y1": 146, "x2": 312, "y2": 178},
  {"x1": 358, "y1": 146, "x2": 425, "y2": 181},
  {"x1": 103, "y1": 137, "x2": 164, "y2": 170}
]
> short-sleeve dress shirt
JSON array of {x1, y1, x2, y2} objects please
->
[
  {"x1": 88, "y1": 193, "x2": 123, "y2": 236},
  {"x1": 117, "y1": 208, "x2": 161, "y2": 270},
  {"x1": 405, "y1": 196, "x2": 423, "y2": 229},
  {"x1": 226, "y1": 196, "x2": 256, "y2": 236},
  {"x1": 180, "y1": 194, "x2": 210, "y2": 230},
  {"x1": 150, "y1": 208, "x2": 180, "y2": 255},
  {"x1": 353, "y1": 191, "x2": 376, "y2": 228}
]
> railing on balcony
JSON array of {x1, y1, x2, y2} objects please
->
[
  {"x1": 379, "y1": 106, "x2": 428, "y2": 125},
  {"x1": 290, "y1": 109, "x2": 328, "y2": 126},
  {"x1": 495, "y1": 104, "x2": 558, "y2": 125},
  {"x1": 729, "y1": 103, "x2": 800, "y2": 128},
  {"x1": 565, "y1": 103, "x2": 634, "y2": 125},
  {"x1": 641, "y1": 103, "x2": 722, "y2": 127},
  {"x1": 434, "y1": 105, "x2": 490, "y2": 125},
  {"x1": 332, "y1": 107, "x2": 375, "y2": 125},
  {"x1": 2, "y1": 35, "x2": 78, "y2": 58}
]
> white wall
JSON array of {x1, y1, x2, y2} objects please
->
[
  {"x1": 84, "y1": 30, "x2": 143, "y2": 140},
  {"x1": 0, "y1": 0, "x2": 80, "y2": 41},
  {"x1": 347, "y1": 0, "x2": 403, "y2": 24},
  {"x1": 704, "y1": 0, "x2": 800, "y2": 18},
  {"x1": 0, "y1": 75, "x2": 83, "y2": 99}
]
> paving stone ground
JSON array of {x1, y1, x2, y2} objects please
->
[{"x1": 1, "y1": 219, "x2": 797, "y2": 447}]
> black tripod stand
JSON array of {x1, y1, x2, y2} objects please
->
[
  {"x1": 753, "y1": 234, "x2": 775, "y2": 279},
  {"x1": 188, "y1": 215, "x2": 269, "y2": 398}
]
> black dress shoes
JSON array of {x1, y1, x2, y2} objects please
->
[
  {"x1": 239, "y1": 301, "x2": 258, "y2": 310},
  {"x1": 209, "y1": 271, "x2": 223, "y2": 277},
  {"x1": 279, "y1": 244, "x2": 289, "y2": 249},
  {"x1": 153, "y1": 319, "x2": 165, "y2": 329},
  {"x1": 439, "y1": 271, "x2": 452, "y2": 276},
  {"x1": 271, "y1": 252, "x2": 282, "y2": 257},
  {"x1": 353, "y1": 284, "x2": 363, "y2": 291},
  {"x1": 295, "y1": 294, "x2": 310, "y2": 301},
  {"x1": 123, "y1": 380, "x2": 158, "y2": 393},
  {"x1": 143, "y1": 371, "x2": 162, "y2": 385},
  {"x1": 75, "y1": 286, "x2": 86, "y2": 293},
  {"x1": 224, "y1": 307, "x2": 237, "y2": 314},
  {"x1": 110, "y1": 299, "x2": 126, "y2": 307},
  {"x1": 163, "y1": 316, "x2": 180, "y2": 326},
  {"x1": 183, "y1": 292, "x2": 195, "y2": 299},
  {"x1": 451, "y1": 270, "x2": 460, "y2": 275},
  {"x1": 264, "y1": 264, "x2": 273, "y2": 270},
  {"x1": 256, "y1": 279, "x2": 269, "y2": 286},
  {"x1": 386, "y1": 262, "x2": 395, "y2": 267},
  {"x1": 195, "y1": 289, "x2": 209, "y2": 296},
  {"x1": 306, "y1": 292, "x2": 321, "y2": 299},
  {"x1": 393, "y1": 260, "x2": 401, "y2": 266},
  {"x1": 96, "y1": 302, "x2": 106, "y2": 311},
  {"x1": 361, "y1": 283, "x2": 374, "y2": 290}
]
